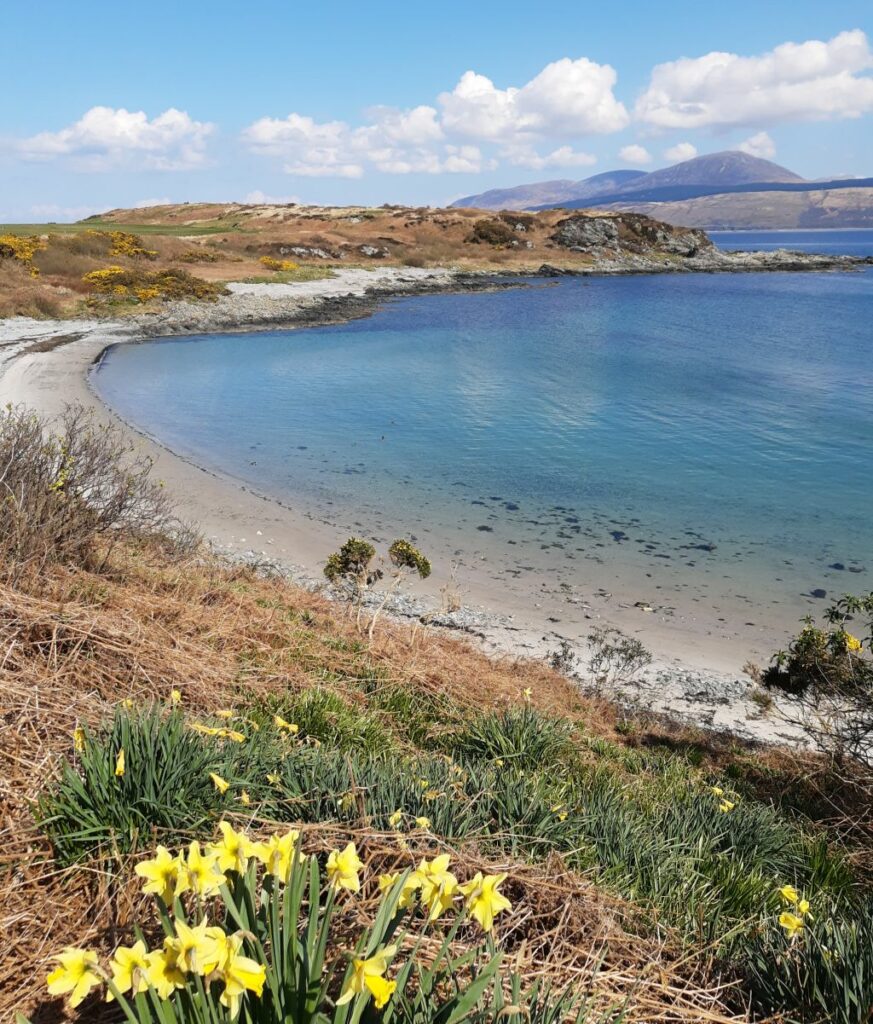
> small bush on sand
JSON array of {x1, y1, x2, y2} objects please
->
[
  {"x1": 765, "y1": 595, "x2": 873, "y2": 768},
  {"x1": 82, "y1": 265, "x2": 227, "y2": 305},
  {"x1": 0, "y1": 404, "x2": 179, "y2": 582},
  {"x1": 258, "y1": 255, "x2": 299, "y2": 271},
  {"x1": 587, "y1": 627, "x2": 652, "y2": 687}
]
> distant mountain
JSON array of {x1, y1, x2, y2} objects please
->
[
  {"x1": 452, "y1": 151, "x2": 804, "y2": 212},
  {"x1": 452, "y1": 170, "x2": 647, "y2": 211}
]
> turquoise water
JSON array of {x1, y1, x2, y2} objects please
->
[{"x1": 96, "y1": 258, "x2": 873, "y2": 631}]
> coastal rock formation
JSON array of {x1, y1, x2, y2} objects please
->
[{"x1": 550, "y1": 212, "x2": 711, "y2": 257}]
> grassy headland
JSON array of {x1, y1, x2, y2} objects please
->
[{"x1": 1, "y1": 406, "x2": 872, "y2": 1024}]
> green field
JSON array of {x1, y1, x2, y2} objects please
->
[{"x1": 0, "y1": 219, "x2": 239, "y2": 236}]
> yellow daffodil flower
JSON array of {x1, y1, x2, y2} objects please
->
[
  {"x1": 326, "y1": 842, "x2": 363, "y2": 893},
  {"x1": 145, "y1": 945, "x2": 186, "y2": 1000},
  {"x1": 798, "y1": 898, "x2": 811, "y2": 916},
  {"x1": 184, "y1": 840, "x2": 225, "y2": 897},
  {"x1": 388, "y1": 809, "x2": 403, "y2": 828},
  {"x1": 336, "y1": 944, "x2": 397, "y2": 1009},
  {"x1": 217, "y1": 933, "x2": 266, "y2": 1018},
  {"x1": 273, "y1": 714, "x2": 299, "y2": 734},
  {"x1": 121, "y1": 698, "x2": 134, "y2": 710},
  {"x1": 413, "y1": 854, "x2": 458, "y2": 921},
  {"x1": 459, "y1": 872, "x2": 512, "y2": 932},
  {"x1": 255, "y1": 829, "x2": 301, "y2": 883},
  {"x1": 718, "y1": 799, "x2": 735, "y2": 813},
  {"x1": 171, "y1": 920, "x2": 226, "y2": 975},
  {"x1": 779, "y1": 911, "x2": 805, "y2": 938},
  {"x1": 46, "y1": 947, "x2": 102, "y2": 1008},
  {"x1": 194, "y1": 724, "x2": 222, "y2": 736},
  {"x1": 216, "y1": 709, "x2": 234, "y2": 719},
  {"x1": 107, "y1": 940, "x2": 150, "y2": 1001},
  {"x1": 710, "y1": 786, "x2": 724, "y2": 797},
  {"x1": 171, "y1": 689, "x2": 182, "y2": 705},
  {"x1": 73, "y1": 726, "x2": 86, "y2": 753},
  {"x1": 779, "y1": 884, "x2": 799, "y2": 904},
  {"x1": 210, "y1": 772, "x2": 229, "y2": 794},
  {"x1": 522, "y1": 687, "x2": 532, "y2": 701},
  {"x1": 267, "y1": 772, "x2": 281, "y2": 785},
  {"x1": 240, "y1": 790, "x2": 251, "y2": 806},
  {"x1": 134, "y1": 845, "x2": 188, "y2": 904},
  {"x1": 378, "y1": 871, "x2": 420, "y2": 909},
  {"x1": 414, "y1": 816, "x2": 431, "y2": 830},
  {"x1": 115, "y1": 748, "x2": 125, "y2": 777},
  {"x1": 220, "y1": 729, "x2": 246, "y2": 743},
  {"x1": 209, "y1": 820, "x2": 258, "y2": 874}
]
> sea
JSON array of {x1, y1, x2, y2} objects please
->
[{"x1": 95, "y1": 231, "x2": 873, "y2": 650}]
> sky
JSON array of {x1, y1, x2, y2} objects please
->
[{"x1": 1, "y1": 0, "x2": 872, "y2": 220}]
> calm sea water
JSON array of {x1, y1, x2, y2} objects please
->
[
  {"x1": 96, "y1": 244, "x2": 873, "y2": 631},
  {"x1": 710, "y1": 229, "x2": 873, "y2": 257}
]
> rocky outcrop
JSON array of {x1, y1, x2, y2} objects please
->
[{"x1": 550, "y1": 213, "x2": 711, "y2": 258}]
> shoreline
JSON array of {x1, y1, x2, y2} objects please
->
[{"x1": 0, "y1": 263, "x2": 831, "y2": 746}]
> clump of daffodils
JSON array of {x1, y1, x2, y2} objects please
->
[
  {"x1": 777, "y1": 884, "x2": 813, "y2": 939},
  {"x1": 46, "y1": 821, "x2": 512, "y2": 1018}
]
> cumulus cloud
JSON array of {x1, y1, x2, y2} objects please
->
[
  {"x1": 619, "y1": 144, "x2": 652, "y2": 165},
  {"x1": 15, "y1": 106, "x2": 213, "y2": 170},
  {"x1": 243, "y1": 56, "x2": 626, "y2": 178},
  {"x1": 635, "y1": 29, "x2": 873, "y2": 129},
  {"x1": 738, "y1": 131, "x2": 776, "y2": 159},
  {"x1": 440, "y1": 59, "x2": 628, "y2": 141},
  {"x1": 663, "y1": 141, "x2": 698, "y2": 162}
]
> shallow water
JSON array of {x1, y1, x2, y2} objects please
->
[{"x1": 96, "y1": 262, "x2": 873, "y2": 640}]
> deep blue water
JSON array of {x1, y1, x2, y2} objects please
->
[
  {"x1": 96, "y1": 265, "x2": 873, "y2": 623},
  {"x1": 711, "y1": 229, "x2": 873, "y2": 257}
]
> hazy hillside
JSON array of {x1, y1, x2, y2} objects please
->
[
  {"x1": 451, "y1": 170, "x2": 646, "y2": 211},
  {"x1": 615, "y1": 151, "x2": 803, "y2": 195}
]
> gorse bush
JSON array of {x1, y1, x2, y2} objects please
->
[{"x1": 0, "y1": 404, "x2": 180, "y2": 583}]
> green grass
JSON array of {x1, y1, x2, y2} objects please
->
[
  {"x1": 240, "y1": 267, "x2": 338, "y2": 284},
  {"x1": 0, "y1": 220, "x2": 239, "y2": 237}
]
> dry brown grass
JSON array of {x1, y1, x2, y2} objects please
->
[{"x1": 0, "y1": 537, "x2": 759, "y2": 1022}]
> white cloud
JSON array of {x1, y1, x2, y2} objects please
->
[
  {"x1": 636, "y1": 29, "x2": 873, "y2": 128},
  {"x1": 30, "y1": 202, "x2": 103, "y2": 221},
  {"x1": 738, "y1": 131, "x2": 776, "y2": 159},
  {"x1": 133, "y1": 197, "x2": 173, "y2": 208},
  {"x1": 506, "y1": 145, "x2": 596, "y2": 170},
  {"x1": 440, "y1": 58, "x2": 628, "y2": 141},
  {"x1": 243, "y1": 190, "x2": 301, "y2": 204},
  {"x1": 15, "y1": 106, "x2": 214, "y2": 170},
  {"x1": 242, "y1": 113, "x2": 364, "y2": 178},
  {"x1": 663, "y1": 141, "x2": 698, "y2": 162},
  {"x1": 619, "y1": 144, "x2": 653, "y2": 165}
]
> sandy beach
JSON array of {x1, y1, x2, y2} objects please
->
[{"x1": 0, "y1": 267, "x2": 810, "y2": 745}]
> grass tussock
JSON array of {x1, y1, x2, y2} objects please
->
[{"x1": 2, "y1": 405, "x2": 873, "y2": 1023}]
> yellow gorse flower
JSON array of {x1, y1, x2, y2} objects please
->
[
  {"x1": 326, "y1": 842, "x2": 363, "y2": 893},
  {"x1": 46, "y1": 947, "x2": 101, "y2": 1008},
  {"x1": 107, "y1": 940, "x2": 150, "y2": 1001},
  {"x1": 336, "y1": 943, "x2": 397, "y2": 1009},
  {"x1": 458, "y1": 872, "x2": 512, "y2": 932},
  {"x1": 135, "y1": 845, "x2": 188, "y2": 904},
  {"x1": 845, "y1": 633, "x2": 863, "y2": 652}
]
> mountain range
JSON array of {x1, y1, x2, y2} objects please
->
[{"x1": 452, "y1": 151, "x2": 873, "y2": 229}]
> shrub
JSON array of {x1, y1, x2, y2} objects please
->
[
  {"x1": 0, "y1": 232, "x2": 45, "y2": 276},
  {"x1": 465, "y1": 219, "x2": 517, "y2": 247},
  {"x1": 82, "y1": 265, "x2": 227, "y2": 304},
  {"x1": 450, "y1": 705, "x2": 577, "y2": 771},
  {"x1": 0, "y1": 404, "x2": 178, "y2": 583},
  {"x1": 259, "y1": 255, "x2": 299, "y2": 271},
  {"x1": 587, "y1": 627, "x2": 652, "y2": 687},
  {"x1": 764, "y1": 595, "x2": 873, "y2": 768}
]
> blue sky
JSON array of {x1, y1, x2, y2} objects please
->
[{"x1": 1, "y1": 0, "x2": 871, "y2": 219}]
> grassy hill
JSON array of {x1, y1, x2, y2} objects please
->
[{"x1": 2, "y1": 408, "x2": 872, "y2": 1024}]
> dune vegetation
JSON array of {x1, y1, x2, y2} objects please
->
[{"x1": 2, "y1": 404, "x2": 872, "y2": 1024}]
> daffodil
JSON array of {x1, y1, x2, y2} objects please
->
[
  {"x1": 171, "y1": 689, "x2": 182, "y2": 705},
  {"x1": 522, "y1": 687, "x2": 533, "y2": 701},
  {"x1": 107, "y1": 940, "x2": 150, "y2": 1000},
  {"x1": 414, "y1": 816, "x2": 431, "y2": 830},
  {"x1": 217, "y1": 933, "x2": 266, "y2": 1018},
  {"x1": 336, "y1": 944, "x2": 397, "y2": 1009},
  {"x1": 273, "y1": 714, "x2": 299, "y2": 734},
  {"x1": 216, "y1": 709, "x2": 234, "y2": 719},
  {"x1": 220, "y1": 729, "x2": 247, "y2": 743},
  {"x1": 710, "y1": 786, "x2": 724, "y2": 797},
  {"x1": 210, "y1": 772, "x2": 229, "y2": 794},
  {"x1": 267, "y1": 772, "x2": 281, "y2": 785},
  {"x1": 73, "y1": 726, "x2": 86, "y2": 752},
  {"x1": 194, "y1": 723, "x2": 223, "y2": 736},
  {"x1": 171, "y1": 920, "x2": 226, "y2": 975},
  {"x1": 459, "y1": 872, "x2": 512, "y2": 932},
  {"x1": 255, "y1": 829, "x2": 301, "y2": 883},
  {"x1": 115, "y1": 748, "x2": 125, "y2": 777},
  {"x1": 46, "y1": 947, "x2": 102, "y2": 1008},
  {"x1": 184, "y1": 840, "x2": 225, "y2": 897},
  {"x1": 240, "y1": 790, "x2": 251, "y2": 806},
  {"x1": 135, "y1": 845, "x2": 188, "y2": 904},
  {"x1": 779, "y1": 884, "x2": 799, "y2": 904},
  {"x1": 388, "y1": 809, "x2": 403, "y2": 828},
  {"x1": 718, "y1": 799, "x2": 735, "y2": 813},
  {"x1": 378, "y1": 870, "x2": 420, "y2": 909},
  {"x1": 798, "y1": 898, "x2": 811, "y2": 916},
  {"x1": 779, "y1": 911, "x2": 805, "y2": 938},
  {"x1": 145, "y1": 944, "x2": 186, "y2": 999},
  {"x1": 209, "y1": 820, "x2": 258, "y2": 875},
  {"x1": 413, "y1": 854, "x2": 458, "y2": 921},
  {"x1": 326, "y1": 842, "x2": 363, "y2": 893}
]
